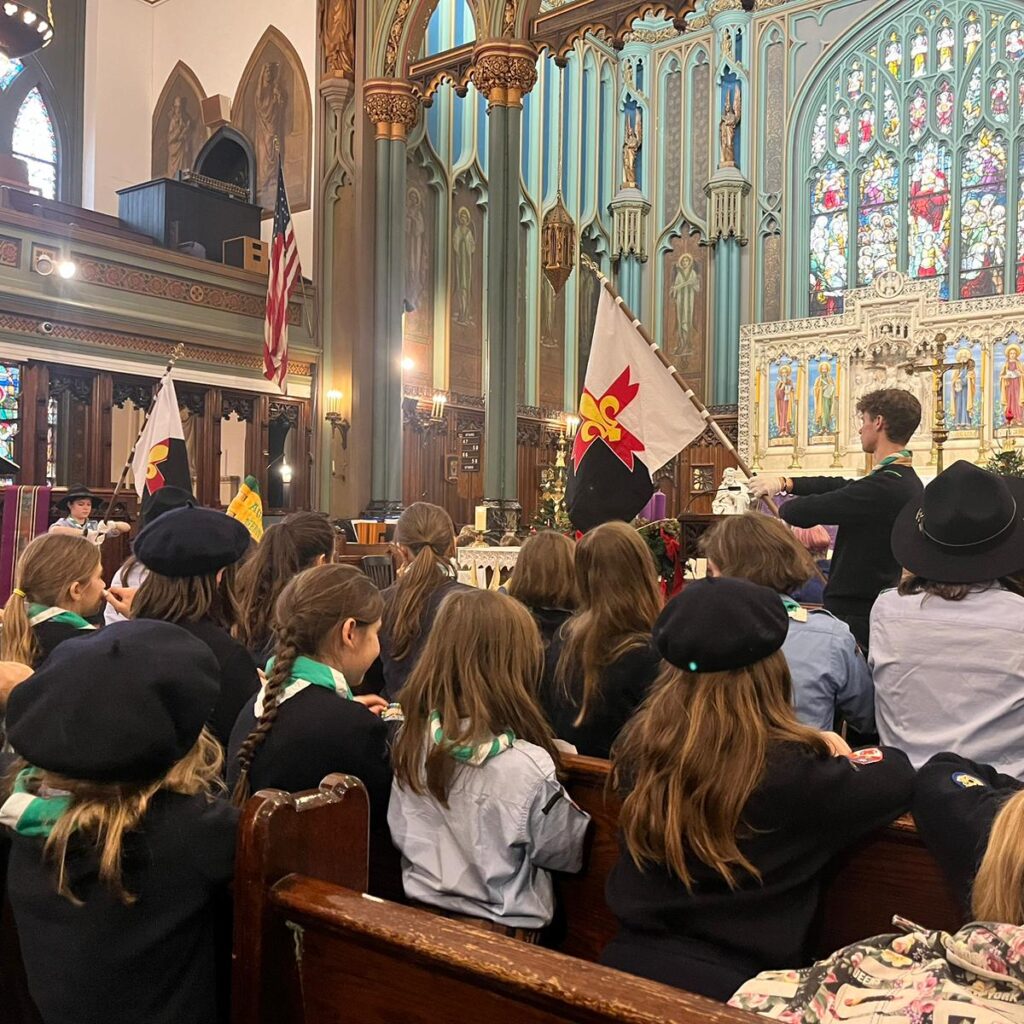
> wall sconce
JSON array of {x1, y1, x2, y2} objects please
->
[
  {"x1": 32, "y1": 247, "x2": 76, "y2": 278},
  {"x1": 325, "y1": 389, "x2": 350, "y2": 450},
  {"x1": 430, "y1": 392, "x2": 447, "y2": 421},
  {"x1": 565, "y1": 413, "x2": 580, "y2": 438}
]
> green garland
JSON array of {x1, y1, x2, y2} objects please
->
[{"x1": 633, "y1": 517, "x2": 682, "y2": 580}]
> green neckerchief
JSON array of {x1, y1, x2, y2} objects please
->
[
  {"x1": 781, "y1": 595, "x2": 809, "y2": 623},
  {"x1": 428, "y1": 710, "x2": 515, "y2": 766},
  {"x1": 27, "y1": 603, "x2": 96, "y2": 631},
  {"x1": 872, "y1": 449, "x2": 913, "y2": 474},
  {"x1": 0, "y1": 767, "x2": 70, "y2": 839},
  {"x1": 254, "y1": 655, "x2": 353, "y2": 716}
]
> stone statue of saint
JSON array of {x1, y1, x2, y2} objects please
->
[
  {"x1": 452, "y1": 206, "x2": 476, "y2": 326},
  {"x1": 255, "y1": 62, "x2": 288, "y2": 203},
  {"x1": 719, "y1": 87, "x2": 741, "y2": 168},
  {"x1": 669, "y1": 252, "x2": 699, "y2": 358},
  {"x1": 166, "y1": 96, "x2": 195, "y2": 178},
  {"x1": 622, "y1": 109, "x2": 642, "y2": 189},
  {"x1": 320, "y1": 0, "x2": 355, "y2": 79},
  {"x1": 711, "y1": 467, "x2": 751, "y2": 516}
]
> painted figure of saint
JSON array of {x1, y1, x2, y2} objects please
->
[
  {"x1": 936, "y1": 83, "x2": 954, "y2": 134},
  {"x1": 858, "y1": 105, "x2": 874, "y2": 149},
  {"x1": 885, "y1": 32, "x2": 902, "y2": 78},
  {"x1": 255, "y1": 62, "x2": 288, "y2": 202},
  {"x1": 1001, "y1": 343, "x2": 1023, "y2": 424},
  {"x1": 952, "y1": 349, "x2": 976, "y2": 429},
  {"x1": 775, "y1": 364, "x2": 794, "y2": 437},
  {"x1": 1007, "y1": 20, "x2": 1024, "y2": 62},
  {"x1": 965, "y1": 12, "x2": 982, "y2": 64},
  {"x1": 813, "y1": 362, "x2": 836, "y2": 434},
  {"x1": 937, "y1": 19, "x2": 955, "y2": 71},
  {"x1": 453, "y1": 206, "x2": 476, "y2": 326},
  {"x1": 669, "y1": 252, "x2": 699, "y2": 357},
  {"x1": 834, "y1": 109, "x2": 851, "y2": 154},
  {"x1": 911, "y1": 26, "x2": 928, "y2": 77},
  {"x1": 166, "y1": 96, "x2": 195, "y2": 178},
  {"x1": 405, "y1": 185, "x2": 426, "y2": 306}
]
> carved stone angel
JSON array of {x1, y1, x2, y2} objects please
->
[{"x1": 719, "y1": 87, "x2": 741, "y2": 168}]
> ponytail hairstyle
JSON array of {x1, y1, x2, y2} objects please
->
[
  {"x1": 1, "y1": 534, "x2": 102, "y2": 667},
  {"x1": 391, "y1": 588, "x2": 558, "y2": 804},
  {"x1": 42, "y1": 728, "x2": 223, "y2": 904},
  {"x1": 131, "y1": 563, "x2": 242, "y2": 631},
  {"x1": 233, "y1": 512, "x2": 336, "y2": 651},
  {"x1": 613, "y1": 651, "x2": 830, "y2": 890},
  {"x1": 382, "y1": 502, "x2": 457, "y2": 661},
  {"x1": 972, "y1": 790, "x2": 1024, "y2": 925},
  {"x1": 555, "y1": 521, "x2": 662, "y2": 726},
  {"x1": 231, "y1": 563, "x2": 384, "y2": 805}
]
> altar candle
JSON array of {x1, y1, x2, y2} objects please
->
[
  {"x1": 654, "y1": 491, "x2": 667, "y2": 520},
  {"x1": 755, "y1": 368, "x2": 761, "y2": 404}
]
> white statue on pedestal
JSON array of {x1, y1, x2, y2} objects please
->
[{"x1": 712, "y1": 467, "x2": 751, "y2": 515}]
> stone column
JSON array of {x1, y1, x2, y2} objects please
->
[
  {"x1": 362, "y1": 79, "x2": 418, "y2": 516},
  {"x1": 472, "y1": 39, "x2": 538, "y2": 533},
  {"x1": 610, "y1": 187, "x2": 650, "y2": 314}
]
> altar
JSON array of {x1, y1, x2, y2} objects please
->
[{"x1": 739, "y1": 273, "x2": 1024, "y2": 477}]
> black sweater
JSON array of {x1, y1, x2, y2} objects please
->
[
  {"x1": 912, "y1": 751, "x2": 1022, "y2": 917},
  {"x1": 7, "y1": 791, "x2": 238, "y2": 1024},
  {"x1": 781, "y1": 465, "x2": 922, "y2": 620},
  {"x1": 32, "y1": 620, "x2": 90, "y2": 667},
  {"x1": 601, "y1": 743, "x2": 915, "y2": 1001}
]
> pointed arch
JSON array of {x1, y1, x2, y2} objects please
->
[
  {"x1": 152, "y1": 60, "x2": 209, "y2": 179},
  {"x1": 12, "y1": 87, "x2": 57, "y2": 199}
]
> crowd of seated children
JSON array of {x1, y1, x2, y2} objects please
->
[
  {"x1": 506, "y1": 529, "x2": 578, "y2": 648},
  {"x1": 541, "y1": 521, "x2": 662, "y2": 758}
]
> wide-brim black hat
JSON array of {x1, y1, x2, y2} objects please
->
[
  {"x1": 57, "y1": 484, "x2": 104, "y2": 512},
  {"x1": 891, "y1": 460, "x2": 1024, "y2": 584}
]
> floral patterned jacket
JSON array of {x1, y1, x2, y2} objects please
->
[{"x1": 729, "y1": 918, "x2": 1024, "y2": 1024}]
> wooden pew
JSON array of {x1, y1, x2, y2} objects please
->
[{"x1": 555, "y1": 754, "x2": 965, "y2": 965}]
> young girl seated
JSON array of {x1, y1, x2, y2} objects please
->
[
  {"x1": 0, "y1": 619, "x2": 237, "y2": 1024},
  {"x1": 543, "y1": 521, "x2": 662, "y2": 758},
  {"x1": 601, "y1": 576, "x2": 914, "y2": 1001},
  {"x1": 1, "y1": 533, "x2": 106, "y2": 667},
  {"x1": 389, "y1": 589, "x2": 590, "y2": 939},
  {"x1": 506, "y1": 530, "x2": 577, "y2": 648}
]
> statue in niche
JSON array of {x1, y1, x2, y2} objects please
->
[
  {"x1": 722, "y1": 28, "x2": 733, "y2": 60},
  {"x1": 166, "y1": 96, "x2": 196, "y2": 178},
  {"x1": 719, "y1": 87, "x2": 741, "y2": 168},
  {"x1": 712, "y1": 467, "x2": 751, "y2": 515},
  {"x1": 669, "y1": 252, "x2": 699, "y2": 357},
  {"x1": 255, "y1": 62, "x2": 288, "y2": 201},
  {"x1": 406, "y1": 185, "x2": 426, "y2": 306},
  {"x1": 622, "y1": 109, "x2": 642, "y2": 188},
  {"x1": 320, "y1": 0, "x2": 355, "y2": 79},
  {"x1": 453, "y1": 206, "x2": 476, "y2": 326}
]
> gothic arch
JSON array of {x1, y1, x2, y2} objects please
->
[{"x1": 152, "y1": 61, "x2": 209, "y2": 179}]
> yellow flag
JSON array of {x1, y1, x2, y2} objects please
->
[{"x1": 226, "y1": 474, "x2": 264, "y2": 541}]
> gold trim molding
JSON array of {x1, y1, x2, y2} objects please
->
[
  {"x1": 363, "y1": 79, "x2": 420, "y2": 140},
  {"x1": 471, "y1": 39, "x2": 538, "y2": 109}
]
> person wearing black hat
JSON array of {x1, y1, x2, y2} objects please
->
[
  {"x1": 49, "y1": 484, "x2": 130, "y2": 542},
  {"x1": 600, "y1": 576, "x2": 914, "y2": 1002},
  {"x1": 130, "y1": 505, "x2": 259, "y2": 753},
  {"x1": 870, "y1": 459, "x2": 1024, "y2": 779},
  {"x1": 0, "y1": 620, "x2": 238, "y2": 1024}
]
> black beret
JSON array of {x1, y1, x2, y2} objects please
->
[
  {"x1": 139, "y1": 485, "x2": 195, "y2": 531},
  {"x1": 653, "y1": 576, "x2": 789, "y2": 673},
  {"x1": 6, "y1": 620, "x2": 220, "y2": 783},
  {"x1": 133, "y1": 505, "x2": 250, "y2": 577}
]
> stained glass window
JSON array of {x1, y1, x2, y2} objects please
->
[
  {"x1": 938, "y1": 17, "x2": 956, "y2": 67},
  {"x1": 858, "y1": 102, "x2": 875, "y2": 150},
  {"x1": 909, "y1": 86, "x2": 928, "y2": 140},
  {"x1": 848, "y1": 62, "x2": 864, "y2": 100},
  {"x1": 991, "y1": 70, "x2": 1010, "y2": 119},
  {"x1": 1007, "y1": 17, "x2": 1024, "y2": 59},
  {"x1": 811, "y1": 104, "x2": 828, "y2": 161},
  {"x1": 833, "y1": 104, "x2": 851, "y2": 155},
  {"x1": 882, "y1": 86, "x2": 901, "y2": 141},
  {"x1": 809, "y1": 162, "x2": 849, "y2": 315},
  {"x1": 885, "y1": 32, "x2": 903, "y2": 78},
  {"x1": 936, "y1": 80, "x2": 955, "y2": 132},
  {"x1": 0, "y1": 363, "x2": 20, "y2": 484},
  {"x1": 0, "y1": 55, "x2": 24, "y2": 92},
  {"x1": 960, "y1": 129, "x2": 1007, "y2": 297},
  {"x1": 964, "y1": 10, "x2": 982, "y2": 62},
  {"x1": 908, "y1": 140, "x2": 952, "y2": 296},
  {"x1": 1017, "y1": 147, "x2": 1024, "y2": 292},
  {"x1": 858, "y1": 152, "x2": 900, "y2": 283},
  {"x1": 911, "y1": 25, "x2": 929, "y2": 76},
  {"x1": 46, "y1": 396, "x2": 56, "y2": 485},
  {"x1": 963, "y1": 66, "x2": 982, "y2": 127},
  {"x1": 12, "y1": 88, "x2": 57, "y2": 201}
]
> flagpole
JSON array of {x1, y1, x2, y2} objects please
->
[{"x1": 107, "y1": 343, "x2": 185, "y2": 520}]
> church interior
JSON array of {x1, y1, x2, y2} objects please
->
[{"x1": 2, "y1": 0, "x2": 1024, "y2": 1022}]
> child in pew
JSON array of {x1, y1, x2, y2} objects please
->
[
  {"x1": 1, "y1": 534, "x2": 107, "y2": 668},
  {"x1": 541, "y1": 521, "x2": 663, "y2": 758},
  {"x1": 600, "y1": 577, "x2": 915, "y2": 1002},
  {"x1": 227, "y1": 564, "x2": 400, "y2": 898},
  {"x1": 0, "y1": 619, "x2": 238, "y2": 1024},
  {"x1": 506, "y1": 530, "x2": 578, "y2": 649},
  {"x1": 388, "y1": 588, "x2": 591, "y2": 941}
]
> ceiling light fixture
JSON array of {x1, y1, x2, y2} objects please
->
[{"x1": 0, "y1": 1, "x2": 54, "y2": 60}]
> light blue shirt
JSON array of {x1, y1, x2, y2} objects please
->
[
  {"x1": 870, "y1": 586, "x2": 1024, "y2": 779},
  {"x1": 783, "y1": 608, "x2": 875, "y2": 732}
]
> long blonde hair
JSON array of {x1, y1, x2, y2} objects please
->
[
  {"x1": 972, "y1": 790, "x2": 1024, "y2": 924},
  {"x1": 613, "y1": 650, "x2": 831, "y2": 890},
  {"x1": 39, "y1": 729, "x2": 223, "y2": 903},
  {"x1": 555, "y1": 521, "x2": 662, "y2": 726},
  {"x1": 391, "y1": 589, "x2": 559, "y2": 804},
  {"x1": 382, "y1": 502, "x2": 456, "y2": 662},
  {"x1": 507, "y1": 531, "x2": 577, "y2": 611},
  {"x1": 1, "y1": 534, "x2": 101, "y2": 666}
]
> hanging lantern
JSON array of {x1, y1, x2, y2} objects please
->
[
  {"x1": 541, "y1": 191, "x2": 576, "y2": 295},
  {"x1": 0, "y1": 1, "x2": 54, "y2": 60}
]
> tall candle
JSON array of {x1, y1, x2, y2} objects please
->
[{"x1": 654, "y1": 491, "x2": 667, "y2": 520}]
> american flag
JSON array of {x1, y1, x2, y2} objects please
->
[{"x1": 263, "y1": 162, "x2": 301, "y2": 392}]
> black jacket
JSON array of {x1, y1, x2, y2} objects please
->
[
  {"x1": 540, "y1": 633, "x2": 661, "y2": 759},
  {"x1": 912, "y1": 751, "x2": 1022, "y2": 916},
  {"x1": 781, "y1": 465, "x2": 922, "y2": 635},
  {"x1": 529, "y1": 606, "x2": 573, "y2": 649},
  {"x1": 32, "y1": 620, "x2": 90, "y2": 667},
  {"x1": 7, "y1": 791, "x2": 238, "y2": 1024},
  {"x1": 601, "y1": 743, "x2": 915, "y2": 1001}
]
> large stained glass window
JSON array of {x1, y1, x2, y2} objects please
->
[
  {"x1": 0, "y1": 56, "x2": 24, "y2": 92},
  {"x1": 0, "y1": 363, "x2": 20, "y2": 485},
  {"x1": 803, "y1": 1, "x2": 1024, "y2": 314},
  {"x1": 12, "y1": 87, "x2": 57, "y2": 200}
]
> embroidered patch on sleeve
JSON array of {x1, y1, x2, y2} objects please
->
[
  {"x1": 951, "y1": 772, "x2": 986, "y2": 789},
  {"x1": 848, "y1": 748, "x2": 884, "y2": 765}
]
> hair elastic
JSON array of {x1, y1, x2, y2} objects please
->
[{"x1": 12, "y1": 587, "x2": 25, "y2": 598}]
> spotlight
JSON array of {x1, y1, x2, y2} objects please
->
[
  {"x1": 401, "y1": 357, "x2": 415, "y2": 371},
  {"x1": 57, "y1": 259, "x2": 76, "y2": 280}
]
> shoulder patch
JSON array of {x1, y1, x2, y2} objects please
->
[
  {"x1": 786, "y1": 605, "x2": 809, "y2": 623},
  {"x1": 848, "y1": 748, "x2": 884, "y2": 765},
  {"x1": 952, "y1": 772, "x2": 986, "y2": 789}
]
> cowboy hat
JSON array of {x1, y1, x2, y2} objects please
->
[
  {"x1": 56, "y1": 484, "x2": 104, "y2": 513},
  {"x1": 891, "y1": 460, "x2": 1024, "y2": 583}
]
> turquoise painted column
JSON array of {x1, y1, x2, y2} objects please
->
[
  {"x1": 474, "y1": 40, "x2": 538, "y2": 531},
  {"x1": 712, "y1": 234, "x2": 743, "y2": 404},
  {"x1": 610, "y1": 190, "x2": 650, "y2": 318},
  {"x1": 363, "y1": 81, "x2": 418, "y2": 515}
]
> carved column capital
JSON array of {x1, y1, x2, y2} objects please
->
[
  {"x1": 471, "y1": 39, "x2": 538, "y2": 110},
  {"x1": 363, "y1": 79, "x2": 419, "y2": 140}
]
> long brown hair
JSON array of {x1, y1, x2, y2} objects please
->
[
  {"x1": 1, "y1": 535, "x2": 101, "y2": 666},
  {"x1": 391, "y1": 588, "x2": 559, "y2": 804},
  {"x1": 507, "y1": 531, "x2": 577, "y2": 611},
  {"x1": 233, "y1": 512, "x2": 336, "y2": 651},
  {"x1": 131, "y1": 563, "x2": 240, "y2": 630},
  {"x1": 700, "y1": 512, "x2": 817, "y2": 593},
  {"x1": 231, "y1": 563, "x2": 384, "y2": 805},
  {"x1": 972, "y1": 790, "x2": 1024, "y2": 924},
  {"x1": 613, "y1": 651, "x2": 831, "y2": 889},
  {"x1": 555, "y1": 521, "x2": 662, "y2": 726},
  {"x1": 382, "y1": 502, "x2": 456, "y2": 661},
  {"x1": 897, "y1": 575, "x2": 1024, "y2": 601},
  {"x1": 41, "y1": 729, "x2": 222, "y2": 903}
]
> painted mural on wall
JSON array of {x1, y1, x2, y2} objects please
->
[
  {"x1": 151, "y1": 61, "x2": 208, "y2": 180},
  {"x1": 403, "y1": 162, "x2": 436, "y2": 389},
  {"x1": 945, "y1": 338, "x2": 982, "y2": 433},
  {"x1": 994, "y1": 333, "x2": 1024, "y2": 431},
  {"x1": 808, "y1": 352, "x2": 839, "y2": 441},
  {"x1": 661, "y1": 229, "x2": 707, "y2": 398},
  {"x1": 538, "y1": 275, "x2": 566, "y2": 409},
  {"x1": 449, "y1": 183, "x2": 484, "y2": 395},
  {"x1": 768, "y1": 357, "x2": 798, "y2": 445}
]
